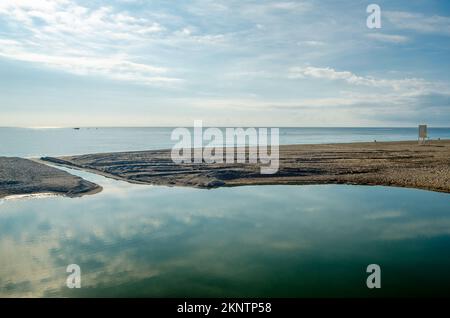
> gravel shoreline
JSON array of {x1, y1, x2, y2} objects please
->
[{"x1": 0, "y1": 157, "x2": 102, "y2": 199}]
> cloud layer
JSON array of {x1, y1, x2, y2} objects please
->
[
  {"x1": 0, "y1": 0, "x2": 179, "y2": 85},
  {"x1": 0, "y1": 0, "x2": 449, "y2": 126}
]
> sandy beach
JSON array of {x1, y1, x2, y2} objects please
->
[
  {"x1": 40, "y1": 139, "x2": 450, "y2": 193},
  {"x1": 0, "y1": 157, "x2": 102, "y2": 199}
]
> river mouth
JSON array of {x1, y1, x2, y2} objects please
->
[{"x1": 0, "y1": 169, "x2": 449, "y2": 297}]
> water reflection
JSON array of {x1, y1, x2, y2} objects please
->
[{"x1": 0, "y1": 172, "x2": 449, "y2": 297}]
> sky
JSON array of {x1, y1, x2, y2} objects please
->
[{"x1": 0, "y1": 0, "x2": 449, "y2": 127}]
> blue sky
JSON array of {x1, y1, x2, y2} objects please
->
[{"x1": 0, "y1": 0, "x2": 449, "y2": 127}]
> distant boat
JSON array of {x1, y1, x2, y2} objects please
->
[{"x1": 73, "y1": 127, "x2": 80, "y2": 130}]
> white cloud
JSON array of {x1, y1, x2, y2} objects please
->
[
  {"x1": 366, "y1": 33, "x2": 409, "y2": 43},
  {"x1": 297, "y1": 40, "x2": 326, "y2": 47},
  {"x1": 172, "y1": 92, "x2": 415, "y2": 111},
  {"x1": 289, "y1": 66, "x2": 382, "y2": 86},
  {"x1": 0, "y1": 0, "x2": 181, "y2": 85},
  {"x1": 0, "y1": 0, "x2": 164, "y2": 38},
  {"x1": 187, "y1": 0, "x2": 311, "y2": 17},
  {"x1": 270, "y1": 1, "x2": 310, "y2": 11},
  {"x1": 385, "y1": 11, "x2": 450, "y2": 36},
  {"x1": 288, "y1": 66, "x2": 447, "y2": 96}
]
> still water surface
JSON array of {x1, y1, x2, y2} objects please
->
[{"x1": 0, "y1": 167, "x2": 449, "y2": 297}]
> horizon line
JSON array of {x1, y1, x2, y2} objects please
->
[{"x1": 1, "y1": 126, "x2": 450, "y2": 129}]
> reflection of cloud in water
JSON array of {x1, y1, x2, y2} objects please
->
[
  {"x1": 0, "y1": 193, "x2": 58, "y2": 204},
  {"x1": 365, "y1": 210, "x2": 405, "y2": 220},
  {"x1": 0, "y1": 183, "x2": 449, "y2": 296},
  {"x1": 0, "y1": 236, "x2": 62, "y2": 297},
  {"x1": 0, "y1": 234, "x2": 162, "y2": 297},
  {"x1": 267, "y1": 240, "x2": 311, "y2": 251},
  {"x1": 378, "y1": 219, "x2": 450, "y2": 240}
]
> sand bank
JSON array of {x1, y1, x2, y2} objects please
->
[
  {"x1": 40, "y1": 140, "x2": 450, "y2": 193},
  {"x1": 0, "y1": 157, "x2": 102, "y2": 199}
]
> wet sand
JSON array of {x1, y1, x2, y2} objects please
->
[
  {"x1": 41, "y1": 140, "x2": 450, "y2": 193},
  {"x1": 0, "y1": 157, "x2": 102, "y2": 199}
]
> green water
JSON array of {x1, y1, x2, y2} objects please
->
[{"x1": 0, "y1": 168, "x2": 449, "y2": 297}]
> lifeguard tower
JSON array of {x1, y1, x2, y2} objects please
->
[{"x1": 418, "y1": 124, "x2": 427, "y2": 145}]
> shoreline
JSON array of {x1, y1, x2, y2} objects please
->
[
  {"x1": 40, "y1": 139, "x2": 450, "y2": 194},
  {"x1": 0, "y1": 157, "x2": 102, "y2": 199}
]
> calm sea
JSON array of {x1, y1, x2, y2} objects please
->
[
  {"x1": 1, "y1": 127, "x2": 450, "y2": 157},
  {"x1": 1, "y1": 127, "x2": 450, "y2": 297}
]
